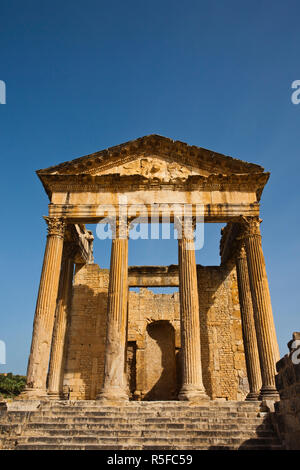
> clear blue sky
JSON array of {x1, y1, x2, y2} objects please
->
[{"x1": 0, "y1": 0, "x2": 299, "y2": 374}]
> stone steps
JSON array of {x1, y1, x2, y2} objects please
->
[
  {"x1": 15, "y1": 444, "x2": 284, "y2": 450},
  {"x1": 34, "y1": 403, "x2": 264, "y2": 414},
  {"x1": 39, "y1": 400, "x2": 258, "y2": 406},
  {"x1": 11, "y1": 428, "x2": 275, "y2": 437},
  {"x1": 23, "y1": 414, "x2": 262, "y2": 421},
  {"x1": 0, "y1": 400, "x2": 284, "y2": 450},
  {"x1": 31, "y1": 410, "x2": 262, "y2": 416},
  {"x1": 37, "y1": 406, "x2": 263, "y2": 413},
  {"x1": 1, "y1": 423, "x2": 274, "y2": 434},
  {"x1": 7, "y1": 435, "x2": 282, "y2": 448},
  {"x1": 4, "y1": 412, "x2": 266, "y2": 421},
  {"x1": 7, "y1": 410, "x2": 258, "y2": 419},
  {"x1": 27, "y1": 416, "x2": 268, "y2": 426},
  {"x1": 16, "y1": 422, "x2": 275, "y2": 430},
  {"x1": 2, "y1": 418, "x2": 272, "y2": 428}
]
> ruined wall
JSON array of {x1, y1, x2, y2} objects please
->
[
  {"x1": 274, "y1": 333, "x2": 300, "y2": 450},
  {"x1": 63, "y1": 264, "x2": 109, "y2": 399},
  {"x1": 197, "y1": 260, "x2": 248, "y2": 400},
  {"x1": 63, "y1": 261, "x2": 248, "y2": 400}
]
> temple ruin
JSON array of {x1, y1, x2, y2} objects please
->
[{"x1": 21, "y1": 134, "x2": 280, "y2": 404}]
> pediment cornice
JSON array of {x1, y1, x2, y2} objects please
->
[{"x1": 37, "y1": 135, "x2": 265, "y2": 177}]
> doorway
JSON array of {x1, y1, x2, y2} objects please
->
[{"x1": 144, "y1": 320, "x2": 177, "y2": 401}]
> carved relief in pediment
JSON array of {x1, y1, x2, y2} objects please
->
[{"x1": 97, "y1": 156, "x2": 202, "y2": 181}]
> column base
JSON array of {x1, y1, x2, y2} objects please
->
[
  {"x1": 259, "y1": 386, "x2": 280, "y2": 401},
  {"x1": 97, "y1": 386, "x2": 129, "y2": 403},
  {"x1": 17, "y1": 387, "x2": 49, "y2": 400},
  {"x1": 245, "y1": 391, "x2": 261, "y2": 401},
  {"x1": 178, "y1": 384, "x2": 209, "y2": 402}
]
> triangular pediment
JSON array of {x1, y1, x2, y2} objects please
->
[{"x1": 37, "y1": 135, "x2": 265, "y2": 180}]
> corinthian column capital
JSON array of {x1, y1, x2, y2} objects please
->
[
  {"x1": 115, "y1": 217, "x2": 129, "y2": 239},
  {"x1": 239, "y1": 216, "x2": 262, "y2": 238},
  {"x1": 44, "y1": 217, "x2": 66, "y2": 238},
  {"x1": 174, "y1": 215, "x2": 196, "y2": 240}
]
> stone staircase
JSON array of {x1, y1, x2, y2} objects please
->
[{"x1": 0, "y1": 401, "x2": 284, "y2": 450}]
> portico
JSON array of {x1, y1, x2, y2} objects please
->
[{"x1": 21, "y1": 135, "x2": 279, "y2": 402}]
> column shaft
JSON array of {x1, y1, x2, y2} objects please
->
[
  {"x1": 47, "y1": 244, "x2": 75, "y2": 398},
  {"x1": 22, "y1": 217, "x2": 66, "y2": 398},
  {"x1": 178, "y1": 231, "x2": 208, "y2": 401},
  {"x1": 236, "y1": 243, "x2": 262, "y2": 400},
  {"x1": 97, "y1": 227, "x2": 129, "y2": 402},
  {"x1": 242, "y1": 217, "x2": 279, "y2": 400}
]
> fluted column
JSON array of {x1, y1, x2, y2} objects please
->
[
  {"x1": 21, "y1": 217, "x2": 66, "y2": 399},
  {"x1": 47, "y1": 242, "x2": 76, "y2": 399},
  {"x1": 178, "y1": 222, "x2": 209, "y2": 401},
  {"x1": 241, "y1": 217, "x2": 279, "y2": 400},
  {"x1": 236, "y1": 241, "x2": 262, "y2": 400},
  {"x1": 97, "y1": 220, "x2": 129, "y2": 402}
]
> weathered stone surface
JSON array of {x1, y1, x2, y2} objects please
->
[
  {"x1": 0, "y1": 401, "x2": 283, "y2": 450},
  {"x1": 97, "y1": 233, "x2": 129, "y2": 402},
  {"x1": 178, "y1": 230, "x2": 208, "y2": 401},
  {"x1": 62, "y1": 261, "x2": 248, "y2": 401},
  {"x1": 62, "y1": 264, "x2": 108, "y2": 400},
  {"x1": 47, "y1": 243, "x2": 75, "y2": 399},
  {"x1": 240, "y1": 217, "x2": 279, "y2": 400},
  {"x1": 197, "y1": 262, "x2": 248, "y2": 400},
  {"x1": 21, "y1": 218, "x2": 66, "y2": 399},
  {"x1": 37, "y1": 135, "x2": 268, "y2": 224},
  {"x1": 18, "y1": 135, "x2": 285, "y2": 451},
  {"x1": 236, "y1": 242, "x2": 261, "y2": 400}
]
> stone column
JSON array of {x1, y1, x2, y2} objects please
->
[
  {"x1": 177, "y1": 221, "x2": 209, "y2": 401},
  {"x1": 236, "y1": 241, "x2": 262, "y2": 400},
  {"x1": 241, "y1": 217, "x2": 279, "y2": 400},
  {"x1": 47, "y1": 242, "x2": 76, "y2": 399},
  {"x1": 97, "y1": 220, "x2": 129, "y2": 402},
  {"x1": 22, "y1": 217, "x2": 66, "y2": 399}
]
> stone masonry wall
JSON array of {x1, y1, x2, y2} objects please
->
[
  {"x1": 198, "y1": 260, "x2": 248, "y2": 400},
  {"x1": 63, "y1": 264, "x2": 109, "y2": 399},
  {"x1": 62, "y1": 261, "x2": 248, "y2": 400},
  {"x1": 127, "y1": 289, "x2": 180, "y2": 401}
]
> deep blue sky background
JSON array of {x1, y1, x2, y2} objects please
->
[{"x1": 1, "y1": 0, "x2": 299, "y2": 374}]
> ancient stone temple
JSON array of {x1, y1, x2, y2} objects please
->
[
  {"x1": 1, "y1": 135, "x2": 289, "y2": 450},
  {"x1": 20, "y1": 134, "x2": 279, "y2": 404}
]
